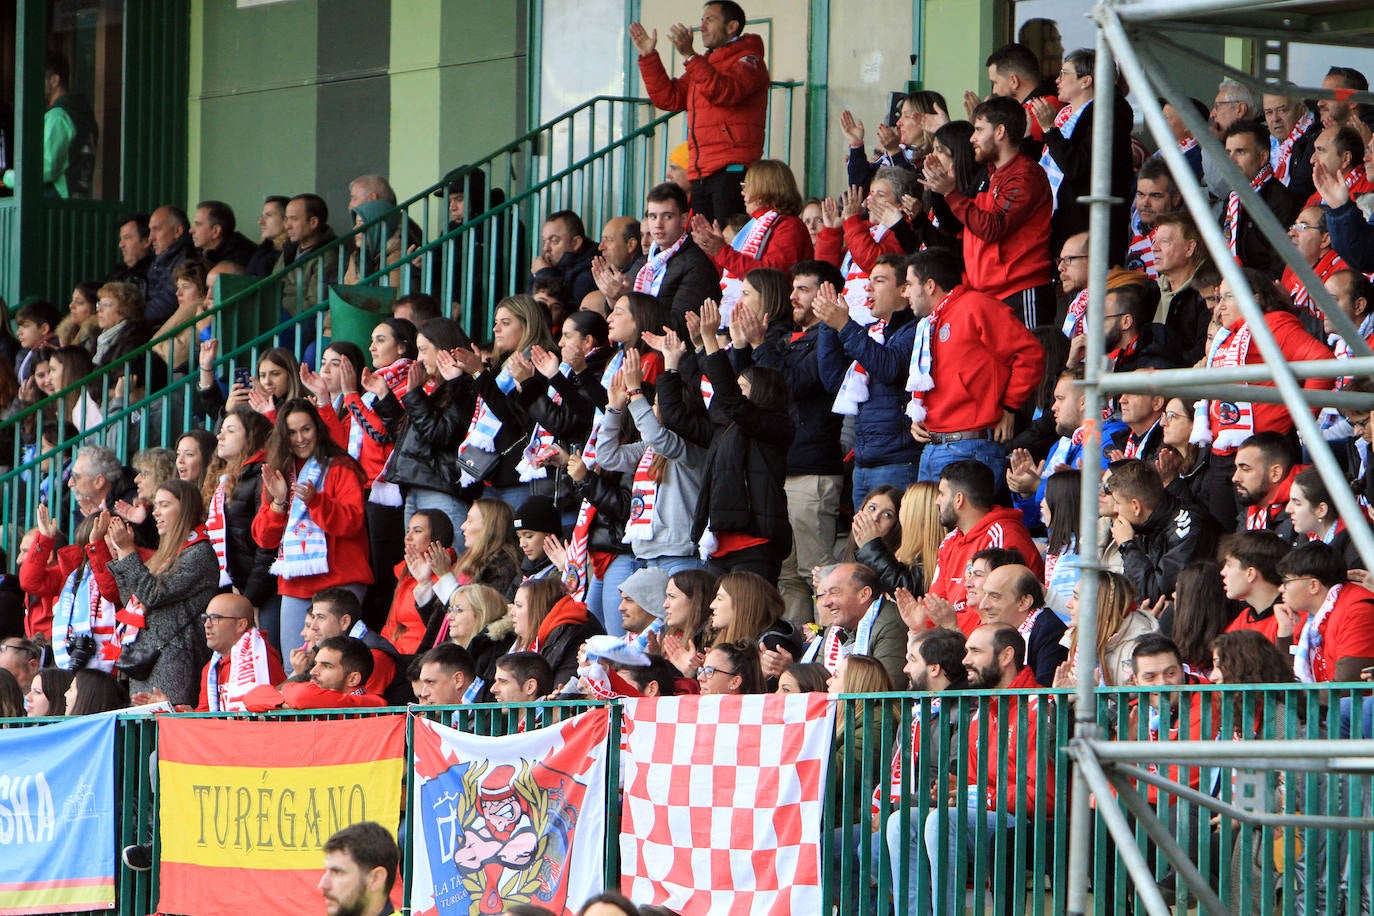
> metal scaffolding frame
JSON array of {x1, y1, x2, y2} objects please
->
[{"x1": 1070, "y1": 3, "x2": 1374, "y2": 914}]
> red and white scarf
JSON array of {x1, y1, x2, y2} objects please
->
[
  {"x1": 562, "y1": 500, "x2": 598, "y2": 602},
  {"x1": 1272, "y1": 112, "x2": 1315, "y2": 185},
  {"x1": 832, "y1": 319, "x2": 886, "y2": 415},
  {"x1": 205, "y1": 479, "x2": 232, "y2": 587},
  {"x1": 207, "y1": 628, "x2": 273, "y2": 712},
  {"x1": 1191, "y1": 323, "x2": 1254, "y2": 451},
  {"x1": 634, "y1": 233, "x2": 688, "y2": 295},
  {"x1": 1178, "y1": 136, "x2": 1198, "y2": 156},
  {"x1": 719, "y1": 209, "x2": 781, "y2": 320},
  {"x1": 839, "y1": 222, "x2": 889, "y2": 311},
  {"x1": 115, "y1": 528, "x2": 211, "y2": 643},
  {"x1": 625, "y1": 447, "x2": 658, "y2": 542},
  {"x1": 1225, "y1": 165, "x2": 1274, "y2": 255},
  {"x1": 1294, "y1": 583, "x2": 1341, "y2": 683},
  {"x1": 1285, "y1": 249, "x2": 1349, "y2": 317},
  {"x1": 1128, "y1": 213, "x2": 1157, "y2": 278},
  {"x1": 1061, "y1": 288, "x2": 1089, "y2": 339},
  {"x1": 517, "y1": 363, "x2": 572, "y2": 482}
]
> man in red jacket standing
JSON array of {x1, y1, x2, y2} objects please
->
[
  {"x1": 920, "y1": 95, "x2": 1054, "y2": 326},
  {"x1": 630, "y1": 2, "x2": 769, "y2": 224},
  {"x1": 903, "y1": 248, "x2": 1045, "y2": 482}
]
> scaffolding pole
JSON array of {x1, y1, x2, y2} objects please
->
[{"x1": 1069, "y1": 3, "x2": 1374, "y2": 913}]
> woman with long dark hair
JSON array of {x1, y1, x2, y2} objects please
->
[
  {"x1": 98, "y1": 479, "x2": 220, "y2": 706},
  {"x1": 1162, "y1": 559, "x2": 1234, "y2": 676},
  {"x1": 660, "y1": 568, "x2": 718, "y2": 677},
  {"x1": 202, "y1": 407, "x2": 278, "y2": 633},
  {"x1": 509, "y1": 576, "x2": 604, "y2": 686},
  {"x1": 252, "y1": 398, "x2": 372, "y2": 653}
]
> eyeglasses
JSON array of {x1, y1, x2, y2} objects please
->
[
  {"x1": 1, "y1": 642, "x2": 33, "y2": 655},
  {"x1": 1214, "y1": 99, "x2": 1244, "y2": 108},
  {"x1": 201, "y1": 613, "x2": 247, "y2": 624},
  {"x1": 1280, "y1": 576, "x2": 1316, "y2": 587},
  {"x1": 1349, "y1": 415, "x2": 1372, "y2": 430},
  {"x1": 1162, "y1": 410, "x2": 1188, "y2": 423},
  {"x1": 1290, "y1": 222, "x2": 1323, "y2": 233},
  {"x1": 697, "y1": 665, "x2": 737, "y2": 679},
  {"x1": 1057, "y1": 254, "x2": 1088, "y2": 265},
  {"x1": 1103, "y1": 312, "x2": 1128, "y2": 320}
]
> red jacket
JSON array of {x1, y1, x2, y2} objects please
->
[
  {"x1": 967, "y1": 666, "x2": 1051, "y2": 817},
  {"x1": 815, "y1": 216, "x2": 907, "y2": 273},
  {"x1": 639, "y1": 34, "x2": 770, "y2": 179},
  {"x1": 1241, "y1": 311, "x2": 1335, "y2": 440},
  {"x1": 1307, "y1": 583, "x2": 1374, "y2": 682},
  {"x1": 928, "y1": 507, "x2": 1044, "y2": 610},
  {"x1": 711, "y1": 210, "x2": 815, "y2": 278},
  {"x1": 923, "y1": 286, "x2": 1045, "y2": 432},
  {"x1": 381, "y1": 552, "x2": 455, "y2": 655},
  {"x1": 319, "y1": 394, "x2": 394, "y2": 484},
  {"x1": 251, "y1": 458, "x2": 374, "y2": 598},
  {"x1": 18, "y1": 533, "x2": 81, "y2": 640},
  {"x1": 242, "y1": 682, "x2": 385, "y2": 711},
  {"x1": 944, "y1": 153, "x2": 1053, "y2": 300}
]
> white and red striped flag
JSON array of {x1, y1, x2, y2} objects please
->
[{"x1": 619, "y1": 693, "x2": 835, "y2": 915}]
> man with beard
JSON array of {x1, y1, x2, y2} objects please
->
[
  {"x1": 922, "y1": 624, "x2": 1048, "y2": 913},
  {"x1": 319, "y1": 822, "x2": 401, "y2": 916},
  {"x1": 1231, "y1": 432, "x2": 1300, "y2": 541},
  {"x1": 920, "y1": 96, "x2": 1054, "y2": 327},
  {"x1": 1057, "y1": 231, "x2": 1090, "y2": 338},
  {"x1": 748, "y1": 259, "x2": 846, "y2": 624},
  {"x1": 1101, "y1": 276, "x2": 1177, "y2": 375}
]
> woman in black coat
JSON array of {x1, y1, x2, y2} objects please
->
[{"x1": 661, "y1": 300, "x2": 794, "y2": 582}]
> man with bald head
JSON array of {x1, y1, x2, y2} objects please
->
[
  {"x1": 144, "y1": 204, "x2": 193, "y2": 323},
  {"x1": 598, "y1": 216, "x2": 642, "y2": 273},
  {"x1": 196, "y1": 593, "x2": 285, "y2": 712},
  {"x1": 786, "y1": 562, "x2": 906, "y2": 686},
  {"x1": 978, "y1": 564, "x2": 1067, "y2": 686}
]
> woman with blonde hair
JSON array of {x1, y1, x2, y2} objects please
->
[
  {"x1": 855, "y1": 481, "x2": 940, "y2": 596},
  {"x1": 430, "y1": 583, "x2": 515, "y2": 691},
  {"x1": 434, "y1": 497, "x2": 522, "y2": 601},
  {"x1": 442, "y1": 294, "x2": 557, "y2": 508},
  {"x1": 829, "y1": 654, "x2": 897, "y2": 827},
  {"x1": 115, "y1": 447, "x2": 177, "y2": 527},
  {"x1": 92, "y1": 281, "x2": 155, "y2": 373},
  {"x1": 693, "y1": 158, "x2": 815, "y2": 314},
  {"x1": 1055, "y1": 570, "x2": 1158, "y2": 687}
]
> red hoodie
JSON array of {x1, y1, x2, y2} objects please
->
[
  {"x1": 928, "y1": 506, "x2": 1043, "y2": 610},
  {"x1": 966, "y1": 666, "x2": 1051, "y2": 816},
  {"x1": 251, "y1": 459, "x2": 374, "y2": 598},
  {"x1": 944, "y1": 153, "x2": 1053, "y2": 300}
]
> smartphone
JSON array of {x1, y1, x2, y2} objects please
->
[{"x1": 233, "y1": 367, "x2": 253, "y2": 389}]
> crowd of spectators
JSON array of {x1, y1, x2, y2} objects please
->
[{"x1": 5, "y1": 2, "x2": 1374, "y2": 911}]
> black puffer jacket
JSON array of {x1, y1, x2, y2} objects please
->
[
  {"x1": 855, "y1": 538, "x2": 921, "y2": 598},
  {"x1": 376, "y1": 377, "x2": 476, "y2": 496},
  {"x1": 532, "y1": 243, "x2": 598, "y2": 304},
  {"x1": 539, "y1": 615, "x2": 607, "y2": 686},
  {"x1": 667, "y1": 350, "x2": 794, "y2": 560},
  {"x1": 570, "y1": 467, "x2": 633, "y2": 555},
  {"x1": 469, "y1": 365, "x2": 539, "y2": 490},
  {"x1": 741, "y1": 323, "x2": 844, "y2": 476},
  {"x1": 220, "y1": 457, "x2": 278, "y2": 607}
]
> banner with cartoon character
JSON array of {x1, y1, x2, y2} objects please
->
[{"x1": 409, "y1": 708, "x2": 610, "y2": 916}]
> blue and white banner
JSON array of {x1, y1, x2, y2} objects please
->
[
  {"x1": 409, "y1": 709, "x2": 609, "y2": 916},
  {"x1": 0, "y1": 715, "x2": 117, "y2": 914}
]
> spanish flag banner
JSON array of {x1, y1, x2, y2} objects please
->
[{"x1": 156, "y1": 714, "x2": 406, "y2": 916}]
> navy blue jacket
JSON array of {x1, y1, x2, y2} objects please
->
[
  {"x1": 816, "y1": 308, "x2": 922, "y2": 468},
  {"x1": 1327, "y1": 199, "x2": 1374, "y2": 273}
]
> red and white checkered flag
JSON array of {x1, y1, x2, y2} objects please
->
[{"x1": 619, "y1": 693, "x2": 835, "y2": 915}]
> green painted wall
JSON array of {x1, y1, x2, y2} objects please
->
[{"x1": 189, "y1": 0, "x2": 527, "y2": 238}]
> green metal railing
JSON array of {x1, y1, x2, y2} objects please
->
[
  {"x1": 7, "y1": 682, "x2": 1372, "y2": 916},
  {"x1": 0, "y1": 83, "x2": 801, "y2": 555}
]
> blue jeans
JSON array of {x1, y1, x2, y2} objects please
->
[
  {"x1": 922, "y1": 803, "x2": 1019, "y2": 916},
  {"x1": 256, "y1": 594, "x2": 282, "y2": 654},
  {"x1": 883, "y1": 808, "x2": 934, "y2": 914},
  {"x1": 642, "y1": 555, "x2": 703, "y2": 577},
  {"x1": 918, "y1": 437, "x2": 1008, "y2": 484},
  {"x1": 280, "y1": 583, "x2": 365, "y2": 654},
  {"x1": 405, "y1": 488, "x2": 469, "y2": 554},
  {"x1": 586, "y1": 553, "x2": 636, "y2": 638},
  {"x1": 852, "y1": 461, "x2": 922, "y2": 512},
  {"x1": 487, "y1": 483, "x2": 531, "y2": 512}
]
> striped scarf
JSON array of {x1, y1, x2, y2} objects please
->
[
  {"x1": 1285, "y1": 249, "x2": 1348, "y2": 317},
  {"x1": 1191, "y1": 323, "x2": 1254, "y2": 451},
  {"x1": 207, "y1": 628, "x2": 273, "y2": 711},
  {"x1": 1225, "y1": 165, "x2": 1273, "y2": 255},
  {"x1": 634, "y1": 233, "x2": 688, "y2": 295},
  {"x1": 456, "y1": 366, "x2": 517, "y2": 486},
  {"x1": 53, "y1": 565, "x2": 117, "y2": 671},
  {"x1": 719, "y1": 209, "x2": 781, "y2": 320},
  {"x1": 270, "y1": 459, "x2": 331, "y2": 578},
  {"x1": 1127, "y1": 211, "x2": 1157, "y2": 278},
  {"x1": 1061, "y1": 288, "x2": 1089, "y2": 338},
  {"x1": 1272, "y1": 111, "x2": 1314, "y2": 185},
  {"x1": 205, "y1": 478, "x2": 233, "y2": 587},
  {"x1": 839, "y1": 222, "x2": 889, "y2": 311},
  {"x1": 1294, "y1": 583, "x2": 1340, "y2": 683},
  {"x1": 563, "y1": 500, "x2": 598, "y2": 602},
  {"x1": 832, "y1": 319, "x2": 886, "y2": 415},
  {"x1": 625, "y1": 446, "x2": 658, "y2": 542},
  {"x1": 1040, "y1": 100, "x2": 1089, "y2": 212},
  {"x1": 583, "y1": 350, "x2": 625, "y2": 471},
  {"x1": 905, "y1": 291, "x2": 953, "y2": 422},
  {"x1": 517, "y1": 363, "x2": 572, "y2": 482}
]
